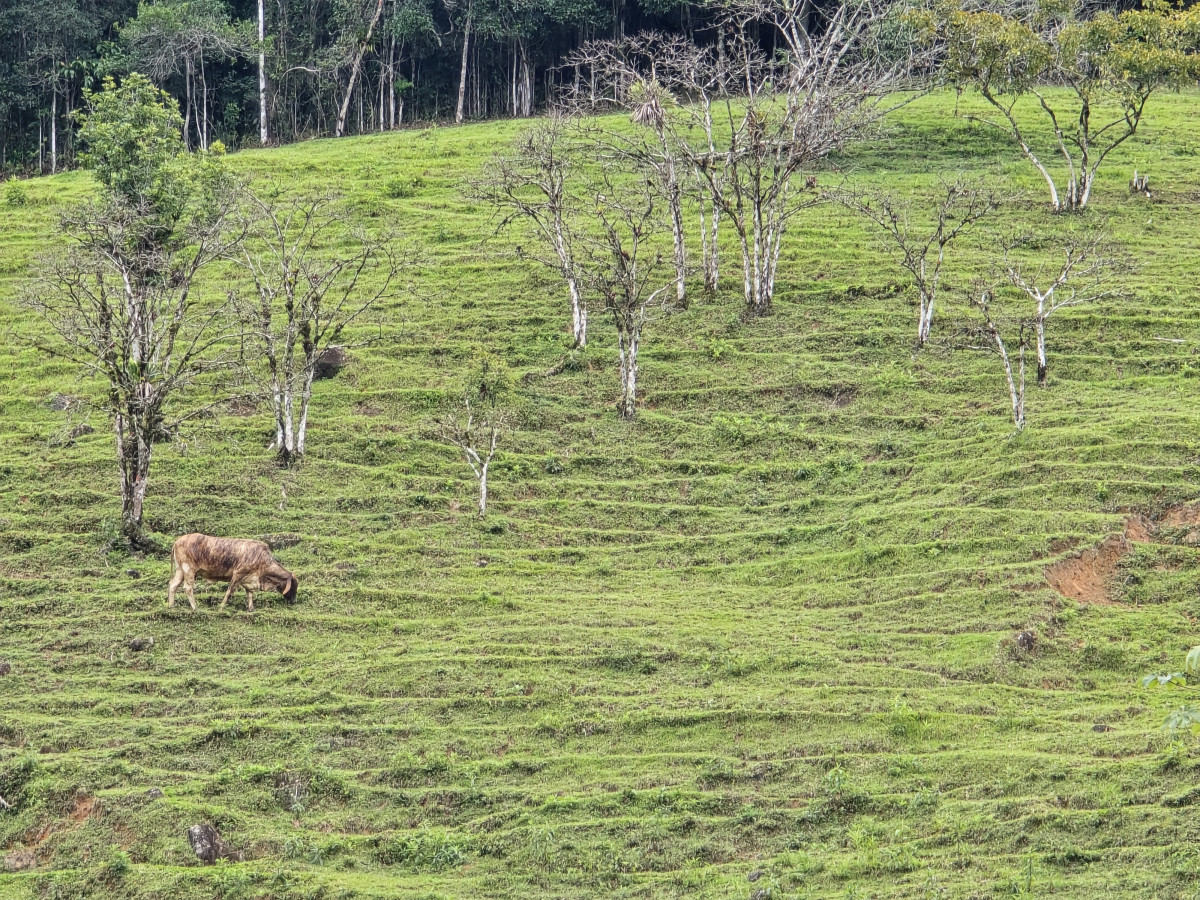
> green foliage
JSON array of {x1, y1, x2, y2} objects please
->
[
  {"x1": 3, "y1": 178, "x2": 27, "y2": 207},
  {"x1": 77, "y1": 73, "x2": 188, "y2": 213},
  {"x1": 374, "y1": 827, "x2": 470, "y2": 870}
]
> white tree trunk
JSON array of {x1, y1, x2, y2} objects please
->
[
  {"x1": 258, "y1": 0, "x2": 268, "y2": 144},
  {"x1": 666, "y1": 160, "x2": 687, "y2": 308},
  {"x1": 478, "y1": 463, "x2": 488, "y2": 517},
  {"x1": 570, "y1": 280, "x2": 587, "y2": 348},
  {"x1": 296, "y1": 369, "x2": 315, "y2": 457},
  {"x1": 1036, "y1": 316, "x2": 1048, "y2": 387},
  {"x1": 50, "y1": 87, "x2": 57, "y2": 174},
  {"x1": 616, "y1": 326, "x2": 639, "y2": 418},
  {"x1": 994, "y1": 331, "x2": 1025, "y2": 431},
  {"x1": 456, "y1": 2, "x2": 473, "y2": 124}
]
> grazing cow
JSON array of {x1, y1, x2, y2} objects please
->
[{"x1": 168, "y1": 533, "x2": 298, "y2": 611}]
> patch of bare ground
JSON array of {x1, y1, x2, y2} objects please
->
[{"x1": 1045, "y1": 506, "x2": 1200, "y2": 604}]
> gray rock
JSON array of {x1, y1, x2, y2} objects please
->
[
  {"x1": 747, "y1": 868, "x2": 763, "y2": 883},
  {"x1": 145, "y1": 788, "x2": 164, "y2": 800},
  {"x1": 4, "y1": 849, "x2": 35, "y2": 871},
  {"x1": 187, "y1": 823, "x2": 242, "y2": 864},
  {"x1": 129, "y1": 637, "x2": 154, "y2": 652},
  {"x1": 313, "y1": 346, "x2": 349, "y2": 380},
  {"x1": 46, "y1": 394, "x2": 76, "y2": 412}
]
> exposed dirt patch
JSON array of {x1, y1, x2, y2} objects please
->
[
  {"x1": 1160, "y1": 503, "x2": 1200, "y2": 528},
  {"x1": 68, "y1": 795, "x2": 97, "y2": 823},
  {"x1": 1045, "y1": 535, "x2": 1129, "y2": 606},
  {"x1": 1045, "y1": 504, "x2": 1200, "y2": 605}
]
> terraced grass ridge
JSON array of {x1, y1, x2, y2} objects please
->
[{"x1": 4, "y1": 89, "x2": 1200, "y2": 899}]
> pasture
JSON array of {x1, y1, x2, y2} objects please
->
[{"x1": 3, "y1": 89, "x2": 1200, "y2": 898}]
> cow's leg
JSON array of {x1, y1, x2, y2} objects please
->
[
  {"x1": 219, "y1": 575, "x2": 241, "y2": 609},
  {"x1": 184, "y1": 572, "x2": 197, "y2": 611},
  {"x1": 245, "y1": 589, "x2": 255, "y2": 612},
  {"x1": 167, "y1": 566, "x2": 183, "y2": 607}
]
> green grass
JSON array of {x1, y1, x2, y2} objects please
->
[{"x1": 4, "y1": 89, "x2": 1200, "y2": 898}]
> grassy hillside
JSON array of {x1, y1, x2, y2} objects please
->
[{"x1": 3, "y1": 90, "x2": 1200, "y2": 899}]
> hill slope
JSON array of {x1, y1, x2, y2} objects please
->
[{"x1": 3, "y1": 92, "x2": 1200, "y2": 898}]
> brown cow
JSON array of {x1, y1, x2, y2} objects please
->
[{"x1": 168, "y1": 533, "x2": 298, "y2": 611}]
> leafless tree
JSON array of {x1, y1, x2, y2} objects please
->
[
  {"x1": 24, "y1": 195, "x2": 244, "y2": 549},
  {"x1": 842, "y1": 179, "x2": 1008, "y2": 346},
  {"x1": 564, "y1": 33, "x2": 710, "y2": 308},
  {"x1": 471, "y1": 115, "x2": 589, "y2": 348},
  {"x1": 230, "y1": 190, "x2": 405, "y2": 464},
  {"x1": 690, "y1": 0, "x2": 918, "y2": 316},
  {"x1": 998, "y1": 229, "x2": 1120, "y2": 386},
  {"x1": 438, "y1": 399, "x2": 507, "y2": 517},
  {"x1": 968, "y1": 284, "x2": 1030, "y2": 432},
  {"x1": 580, "y1": 173, "x2": 675, "y2": 419}
]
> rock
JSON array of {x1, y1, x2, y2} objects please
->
[
  {"x1": 187, "y1": 823, "x2": 242, "y2": 864},
  {"x1": 145, "y1": 788, "x2": 164, "y2": 800},
  {"x1": 4, "y1": 849, "x2": 35, "y2": 872},
  {"x1": 260, "y1": 533, "x2": 302, "y2": 550},
  {"x1": 0, "y1": 661, "x2": 10, "y2": 676},
  {"x1": 128, "y1": 637, "x2": 154, "y2": 652},
  {"x1": 1092, "y1": 723, "x2": 1115, "y2": 733},
  {"x1": 125, "y1": 569, "x2": 141, "y2": 579},
  {"x1": 46, "y1": 394, "x2": 76, "y2": 412},
  {"x1": 1014, "y1": 631, "x2": 1036, "y2": 653},
  {"x1": 313, "y1": 346, "x2": 350, "y2": 380},
  {"x1": 1185, "y1": 530, "x2": 1200, "y2": 546},
  {"x1": 67, "y1": 423, "x2": 94, "y2": 440},
  {"x1": 747, "y1": 868, "x2": 763, "y2": 883}
]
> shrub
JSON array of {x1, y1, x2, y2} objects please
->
[{"x1": 4, "y1": 178, "x2": 27, "y2": 207}]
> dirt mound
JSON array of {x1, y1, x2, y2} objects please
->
[
  {"x1": 1044, "y1": 503, "x2": 1200, "y2": 605},
  {"x1": 1045, "y1": 535, "x2": 1129, "y2": 605},
  {"x1": 1160, "y1": 502, "x2": 1200, "y2": 528}
]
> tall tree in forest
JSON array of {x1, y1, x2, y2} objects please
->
[
  {"x1": 257, "y1": 0, "x2": 267, "y2": 143},
  {"x1": 122, "y1": 0, "x2": 252, "y2": 150},
  {"x1": 334, "y1": 0, "x2": 386, "y2": 137}
]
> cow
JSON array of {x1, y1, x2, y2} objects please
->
[{"x1": 168, "y1": 533, "x2": 298, "y2": 612}]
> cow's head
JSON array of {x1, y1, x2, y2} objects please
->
[{"x1": 282, "y1": 574, "x2": 298, "y2": 603}]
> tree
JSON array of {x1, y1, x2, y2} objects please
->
[
  {"x1": 916, "y1": 1, "x2": 1200, "y2": 211},
  {"x1": 437, "y1": 351, "x2": 512, "y2": 517},
  {"x1": 334, "y1": 0, "x2": 386, "y2": 137},
  {"x1": 968, "y1": 284, "x2": 1029, "y2": 432},
  {"x1": 471, "y1": 114, "x2": 588, "y2": 348},
  {"x1": 580, "y1": 171, "x2": 673, "y2": 419},
  {"x1": 997, "y1": 228, "x2": 1119, "y2": 386},
  {"x1": 257, "y1": 0, "x2": 267, "y2": 143},
  {"x1": 565, "y1": 33, "x2": 706, "y2": 309},
  {"x1": 692, "y1": 1, "x2": 913, "y2": 316},
  {"x1": 122, "y1": 0, "x2": 251, "y2": 150},
  {"x1": 842, "y1": 178, "x2": 1007, "y2": 346},
  {"x1": 26, "y1": 75, "x2": 241, "y2": 549},
  {"x1": 231, "y1": 191, "x2": 404, "y2": 464}
]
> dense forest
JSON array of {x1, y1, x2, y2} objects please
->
[{"x1": 0, "y1": 0, "x2": 725, "y2": 173}]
